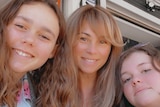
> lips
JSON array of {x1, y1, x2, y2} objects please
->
[
  {"x1": 134, "y1": 87, "x2": 151, "y2": 96},
  {"x1": 15, "y1": 48, "x2": 34, "y2": 57}
]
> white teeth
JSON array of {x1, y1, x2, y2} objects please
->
[
  {"x1": 86, "y1": 59, "x2": 96, "y2": 62},
  {"x1": 16, "y1": 50, "x2": 31, "y2": 57}
]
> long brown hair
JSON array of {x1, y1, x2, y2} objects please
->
[
  {"x1": 66, "y1": 5, "x2": 123, "y2": 107},
  {"x1": 35, "y1": 1, "x2": 77, "y2": 107},
  {"x1": 115, "y1": 43, "x2": 160, "y2": 107},
  {"x1": 0, "y1": 0, "x2": 66, "y2": 107}
]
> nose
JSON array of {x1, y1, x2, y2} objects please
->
[
  {"x1": 22, "y1": 32, "x2": 35, "y2": 46},
  {"x1": 132, "y1": 78, "x2": 141, "y2": 86},
  {"x1": 86, "y1": 43, "x2": 97, "y2": 54}
]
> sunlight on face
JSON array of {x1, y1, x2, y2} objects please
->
[
  {"x1": 7, "y1": 2, "x2": 59, "y2": 76},
  {"x1": 73, "y1": 22, "x2": 111, "y2": 76}
]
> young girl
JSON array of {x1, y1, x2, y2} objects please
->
[
  {"x1": 115, "y1": 43, "x2": 160, "y2": 107},
  {"x1": 66, "y1": 5, "x2": 123, "y2": 107},
  {"x1": 0, "y1": 0, "x2": 65, "y2": 107}
]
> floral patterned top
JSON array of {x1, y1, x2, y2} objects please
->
[
  {"x1": 17, "y1": 74, "x2": 32, "y2": 107},
  {"x1": 1, "y1": 73, "x2": 36, "y2": 107}
]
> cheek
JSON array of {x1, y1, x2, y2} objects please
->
[
  {"x1": 38, "y1": 44, "x2": 54, "y2": 58},
  {"x1": 6, "y1": 27, "x2": 15, "y2": 44},
  {"x1": 74, "y1": 43, "x2": 85, "y2": 52},
  {"x1": 73, "y1": 45, "x2": 80, "y2": 60},
  {"x1": 73, "y1": 44, "x2": 85, "y2": 59},
  {"x1": 72, "y1": 44, "x2": 85, "y2": 65},
  {"x1": 100, "y1": 47, "x2": 111, "y2": 59},
  {"x1": 6, "y1": 26, "x2": 23, "y2": 45},
  {"x1": 123, "y1": 85, "x2": 133, "y2": 99},
  {"x1": 123, "y1": 87, "x2": 135, "y2": 106},
  {"x1": 147, "y1": 74, "x2": 160, "y2": 91}
]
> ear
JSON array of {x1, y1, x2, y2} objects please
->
[{"x1": 49, "y1": 44, "x2": 58, "y2": 59}]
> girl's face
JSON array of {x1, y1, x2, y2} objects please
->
[
  {"x1": 7, "y1": 3, "x2": 59, "y2": 74},
  {"x1": 121, "y1": 51, "x2": 160, "y2": 107},
  {"x1": 73, "y1": 22, "x2": 111, "y2": 76}
]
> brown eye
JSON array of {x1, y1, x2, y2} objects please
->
[
  {"x1": 123, "y1": 78, "x2": 131, "y2": 83},
  {"x1": 80, "y1": 37, "x2": 87, "y2": 41},
  {"x1": 15, "y1": 24, "x2": 27, "y2": 30},
  {"x1": 100, "y1": 40, "x2": 107, "y2": 44},
  {"x1": 39, "y1": 34, "x2": 50, "y2": 40},
  {"x1": 142, "y1": 69, "x2": 151, "y2": 73}
]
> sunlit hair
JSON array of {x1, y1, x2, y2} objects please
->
[
  {"x1": 115, "y1": 43, "x2": 160, "y2": 107},
  {"x1": 66, "y1": 5, "x2": 123, "y2": 107},
  {"x1": 0, "y1": 0, "x2": 66, "y2": 107}
]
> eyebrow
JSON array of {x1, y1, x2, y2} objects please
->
[
  {"x1": 121, "y1": 72, "x2": 127, "y2": 77},
  {"x1": 16, "y1": 16, "x2": 32, "y2": 23},
  {"x1": 138, "y1": 62, "x2": 150, "y2": 67},
  {"x1": 81, "y1": 31, "x2": 106, "y2": 38},
  {"x1": 15, "y1": 16, "x2": 56, "y2": 38},
  {"x1": 121, "y1": 62, "x2": 151, "y2": 76},
  {"x1": 40, "y1": 26, "x2": 56, "y2": 38},
  {"x1": 80, "y1": 32, "x2": 91, "y2": 37}
]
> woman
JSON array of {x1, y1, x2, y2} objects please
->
[
  {"x1": 0, "y1": 0, "x2": 65, "y2": 107},
  {"x1": 66, "y1": 5, "x2": 123, "y2": 107},
  {"x1": 115, "y1": 43, "x2": 160, "y2": 107}
]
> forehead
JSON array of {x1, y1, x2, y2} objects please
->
[
  {"x1": 125, "y1": 51, "x2": 150, "y2": 62},
  {"x1": 80, "y1": 21, "x2": 107, "y2": 38},
  {"x1": 15, "y1": 2, "x2": 59, "y2": 36},
  {"x1": 17, "y1": 2, "x2": 58, "y2": 21},
  {"x1": 121, "y1": 51, "x2": 151, "y2": 72}
]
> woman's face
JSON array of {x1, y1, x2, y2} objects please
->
[
  {"x1": 73, "y1": 22, "x2": 111, "y2": 76},
  {"x1": 121, "y1": 51, "x2": 160, "y2": 107},
  {"x1": 6, "y1": 2, "x2": 59, "y2": 74}
]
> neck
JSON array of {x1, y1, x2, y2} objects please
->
[
  {"x1": 12, "y1": 71, "x2": 27, "y2": 82},
  {"x1": 79, "y1": 72, "x2": 97, "y2": 107}
]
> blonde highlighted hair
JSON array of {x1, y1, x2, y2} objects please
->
[{"x1": 66, "y1": 5, "x2": 123, "y2": 107}]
